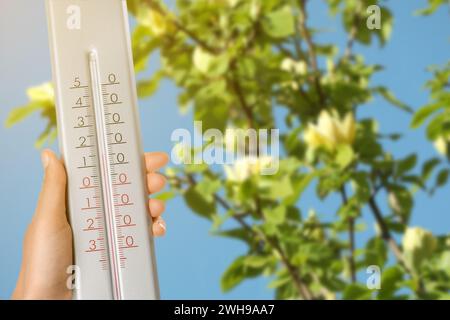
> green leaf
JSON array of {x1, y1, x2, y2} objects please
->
[
  {"x1": 209, "y1": 54, "x2": 230, "y2": 77},
  {"x1": 351, "y1": 171, "x2": 371, "y2": 204},
  {"x1": 327, "y1": 0, "x2": 342, "y2": 16},
  {"x1": 221, "y1": 255, "x2": 268, "y2": 292},
  {"x1": 336, "y1": 144, "x2": 354, "y2": 169},
  {"x1": 365, "y1": 237, "x2": 387, "y2": 267},
  {"x1": 153, "y1": 191, "x2": 176, "y2": 201},
  {"x1": 388, "y1": 187, "x2": 413, "y2": 222},
  {"x1": 221, "y1": 256, "x2": 246, "y2": 292},
  {"x1": 183, "y1": 187, "x2": 216, "y2": 219},
  {"x1": 268, "y1": 175, "x2": 293, "y2": 200},
  {"x1": 195, "y1": 176, "x2": 221, "y2": 203},
  {"x1": 283, "y1": 173, "x2": 316, "y2": 206},
  {"x1": 415, "y1": 0, "x2": 447, "y2": 16},
  {"x1": 378, "y1": 266, "x2": 404, "y2": 300},
  {"x1": 433, "y1": 168, "x2": 450, "y2": 192},
  {"x1": 411, "y1": 103, "x2": 442, "y2": 128},
  {"x1": 396, "y1": 154, "x2": 417, "y2": 177},
  {"x1": 132, "y1": 26, "x2": 159, "y2": 72},
  {"x1": 5, "y1": 102, "x2": 41, "y2": 128},
  {"x1": 194, "y1": 96, "x2": 228, "y2": 132},
  {"x1": 425, "y1": 112, "x2": 449, "y2": 140},
  {"x1": 374, "y1": 86, "x2": 412, "y2": 113},
  {"x1": 244, "y1": 255, "x2": 272, "y2": 269},
  {"x1": 35, "y1": 124, "x2": 57, "y2": 148},
  {"x1": 421, "y1": 158, "x2": 441, "y2": 183},
  {"x1": 342, "y1": 283, "x2": 372, "y2": 300},
  {"x1": 213, "y1": 227, "x2": 252, "y2": 243},
  {"x1": 127, "y1": 0, "x2": 139, "y2": 16},
  {"x1": 262, "y1": 5, "x2": 295, "y2": 38},
  {"x1": 137, "y1": 71, "x2": 163, "y2": 98},
  {"x1": 376, "y1": 8, "x2": 393, "y2": 46},
  {"x1": 263, "y1": 205, "x2": 286, "y2": 225}
]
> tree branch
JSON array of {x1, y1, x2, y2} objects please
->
[
  {"x1": 340, "y1": 185, "x2": 356, "y2": 283},
  {"x1": 229, "y1": 74, "x2": 255, "y2": 128},
  {"x1": 253, "y1": 196, "x2": 314, "y2": 300},
  {"x1": 183, "y1": 174, "x2": 314, "y2": 299},
  {"x1": 369, "y1": 181, "x2": 427, "y2": 296},
  {"x1": 142, "y1": 0, "x2": 219, "y2": 53},
  {"x1": 298, "y1": 0, "x2": 326, "y2": 107},
  {"x1": 338, "y1": 2, "x2": 363, "y2": 66},
  {"x1": 368, "y1": 196, "x2": 411, "y2": 272}
]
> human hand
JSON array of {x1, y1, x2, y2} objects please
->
[{"x1": 12, "y1": 149, "x2": 169, "y2": 299}]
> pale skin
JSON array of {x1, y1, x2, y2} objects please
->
[{"x1": 12, "y1": 149, "x2": 169, "y2": 300}]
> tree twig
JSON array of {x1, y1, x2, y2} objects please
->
[
  {"x1": 367, "y1": 196, "x2": 408, "y2": 270},
  {"x1": 229, "y1": 75, "x2": 255, "y2": 128},
  {"x1": 340, "y1": 185, "x2": 356, "y2": 283},
  {"x1": 338, "y1": 2, "x2": 362, "y2": 66},
  {"x1": 369, "y1": 181, "x2": 427, "y2": 297},
  {"x1": 297, "y1": 0, "x2": 326, "y2": 107},
  {"x1": 253, "y1": 195, "x2": 314, "y2": 300},
  {"x1": 183, "y1": 174, "x2": 314, "y2": 299},
  {"x1": 142, "y1": 0, "x2": 219, "y2": 53}
]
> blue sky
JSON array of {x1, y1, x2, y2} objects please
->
[{"x1": 0, "y1": 0, "x2": 448, "y2": 299}]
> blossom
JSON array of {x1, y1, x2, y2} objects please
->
[
  {"x1": 403, "y1": 227, "x2": 437, "y2": 253},
  {"x1": 280, "y1": 58, "x2": 308, "y2": 76},
  {"x1": 150, "y1": 9, "x2": 170, "y2": 36},
  {"x1": 224, "y1": 156, "x2": 274, "y2": 182},
  {"x1": 26, "y1": 82, "x2": 54, "y2": 105},
  {"x1": 434, "y1": 135, "x2": 448, "y2": 156},
  {"x1": 172, "y1": 142, "x2": 191, "y2": 164},
  {"x1": 193, "y1": 46, "x2": 215, "y2": 74},
  {"x1": 303, "y1": 110, "x2": 356, "y2": 151},
  {"x1": 139, "y1": 9, "x2": 171, "y2": 37},
  {"x1": 224, "y1": 128, "x2": 259, "y2": 154},
  {"x1": 402, "y1": 226, "x2": 437, "y2": 270}
]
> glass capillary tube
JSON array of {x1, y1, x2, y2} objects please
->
[{"x1": 89, "y1": 49, "x2": 122, "y2": 300}]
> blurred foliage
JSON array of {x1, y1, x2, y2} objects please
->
[
  {"x1": 6, "y1": 0, "x2": 450, "y2": 299},
  {"x1": 412, "y1": 62, "x2": 450, "y2": 159}
]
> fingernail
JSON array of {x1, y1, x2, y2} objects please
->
[
  {"x1": 41, "y1": 151, "x2": 50, "y2": 169},
  {"x1": 158, "y1": 220, "x2": 166, "y2": 231}
]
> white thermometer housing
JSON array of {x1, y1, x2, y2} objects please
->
[{"x1": 46, "y1": 0, "x2": 159, "y2": 299}]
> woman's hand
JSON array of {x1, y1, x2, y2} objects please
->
[{"x1": 12, "y1": 149, "x2": 169, "y2": 299}]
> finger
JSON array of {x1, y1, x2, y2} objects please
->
[
  {"x1": 152, "y1": 218, "x2": 166, "y2": 237},
  {"x1": 148, "y1": 199, "x2": 165, "y2": 218},
  {"x1": 35, "y1": 150, "x2": 67, "y2": 226},
  {"x1": 145, "y1": 152, "x2": 169, "y2": 173},
  {"x1": 11, "y1": 268, "x2": 25, "y2": 299},
  {"x1": 147, "y1": 173, "x2": 166, "y2": 194}
]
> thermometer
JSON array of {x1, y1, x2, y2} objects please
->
[{"x1": 45, "y1": 0, "x2": 160, "y2": 299}]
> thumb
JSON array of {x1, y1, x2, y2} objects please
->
[{"x1": 35, "y1": 149, "x2": 68, "y2": 225}]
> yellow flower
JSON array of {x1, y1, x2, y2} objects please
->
[
  {"x1": 165, "y1": 167, "x2": 176, "y2": 178},
  {"x1": 250, "y1": 0, "x2": 261, "y2": 19},
  {"x1": 402, "y1": 227, "x2": 437, "y2": 270},
  {"x1": 149, "y1": 9, "x2": 168, "y2": 36},
  {"x1": 172, "y1": 142, "x2": 191, "y2": 164},
  {"x1": 138, "y1": 8, "x2": 172, "y2": 37},
  {"x1": 226, "y1": 0, "x2": 240, "y2": 7},
  {"x1": 224, "y1": 156, "x2": 274, "y2": 182},
  {"x1": 26, "y1": 82, "x2": 54, "y2": 105},
  {"x1": 224, "y1": 128, "x2": 260, "y2": 154},
  {"x1": 434, "y1": 136, "x2": 448, "y2": 156},
  {"x1": 280, "y1": 58, "x2": 308, "y2": 75},
  {"x1": 193, "y1": 46, "x2": 214, "y2": 74},
  {"x1": 304, "y1": 110, "x2": 356, "y2": 151}
]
